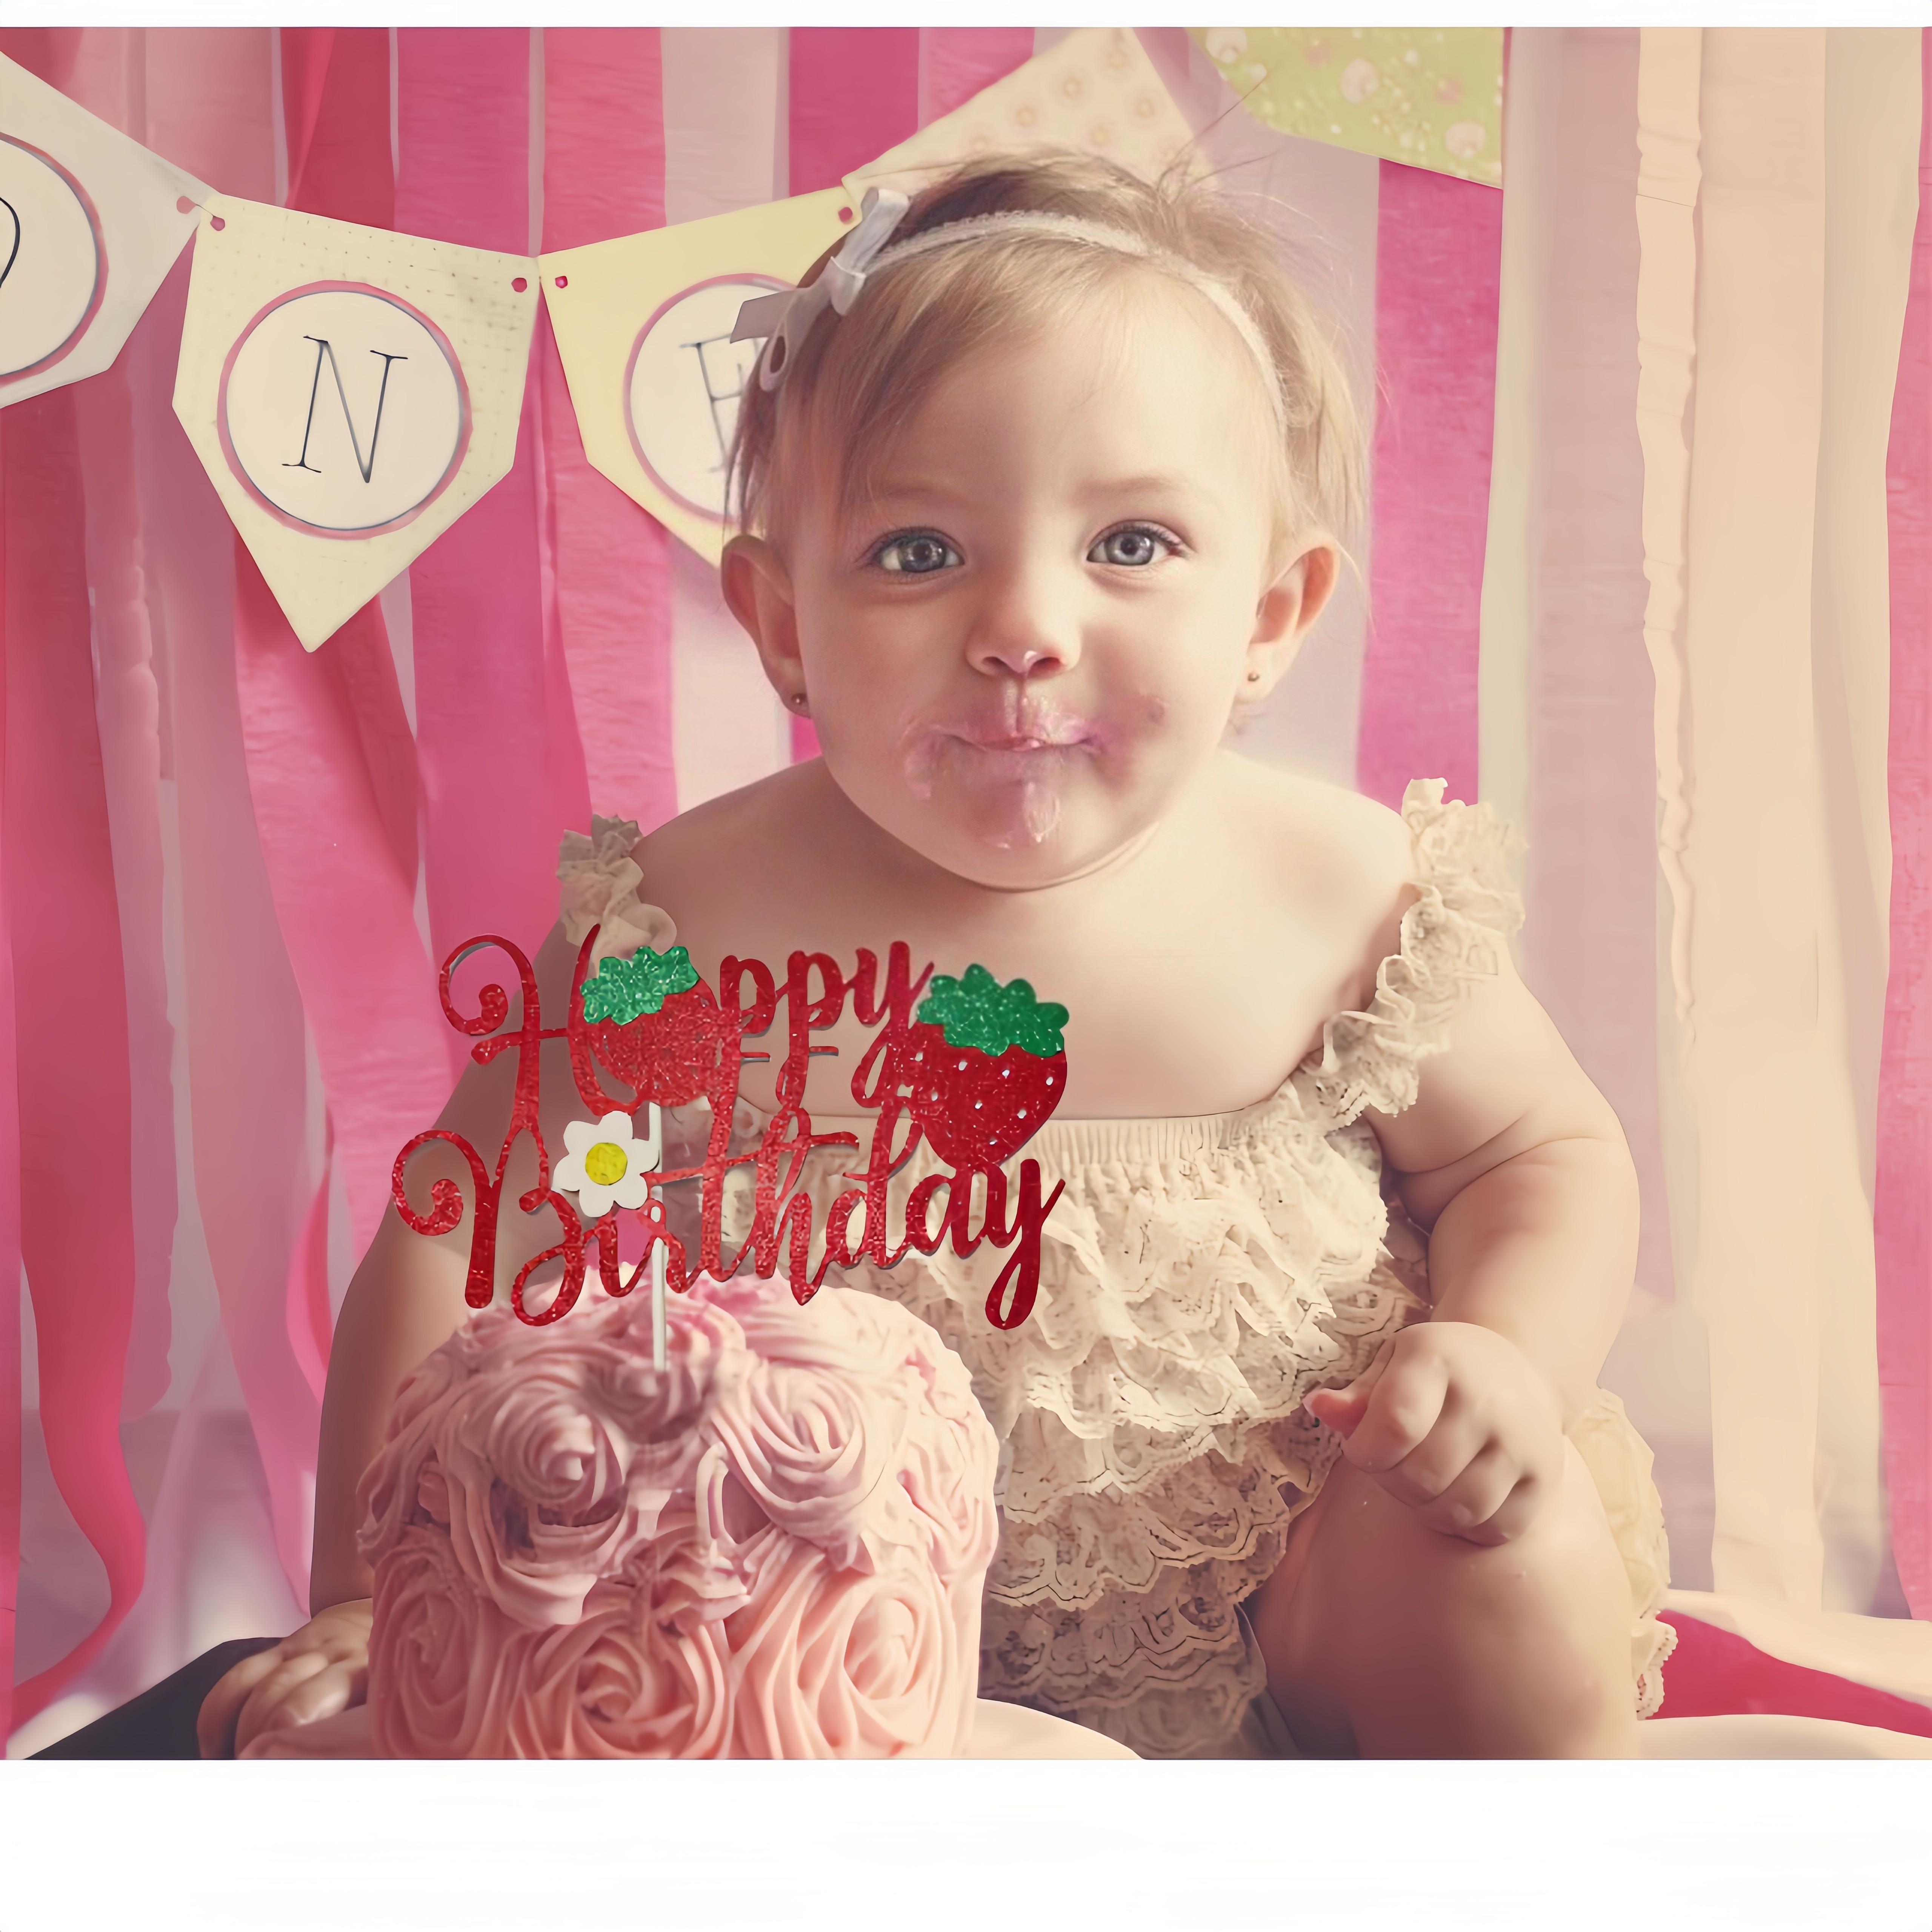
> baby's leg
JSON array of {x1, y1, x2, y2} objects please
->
[{"x1": 1246, "y1": 1437, "x2": 1638, "y2": 1757}]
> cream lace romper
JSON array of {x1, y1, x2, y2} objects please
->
[{"x1": 559, "y1": 780, "x2": 1677, "y2": 1760}]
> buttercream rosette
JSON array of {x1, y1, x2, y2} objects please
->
[{"x1": 360, "y1": 1276, "x2": 999, "y2": 1757}]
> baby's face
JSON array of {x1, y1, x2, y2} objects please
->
[{"x1": 777, "y1": 279, "x2": 1308, "y2": 889}]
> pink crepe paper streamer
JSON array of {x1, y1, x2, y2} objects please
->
[
  {"x1": 398, "y1": 29, "x2": 591, "y2": 983},
  {"x1": 1877, "y1": 26, "x2": 1932, "y2": 1623},
  {"x1": 917, "y1": 28, "x2": 1037, "y2": 133},
  {"x1": 785, "y1": 29, "x2": 924, "y2": 766},
  {"x1": 233, "y1": 559, "x2": 450, "y2": 1269},
  {"x1": 32, "y1": 38, "x2": 190, "y2": 1424},
  {"x1": 284, "y1": 28, "x2": 394, "y2": 235},
  {"x1": 1355, "y1": 162, "x2": 1503, "y2": 812},
  {"x1": 538, "y1": 29, "x2": 677, "y2": 835},
  {"x1": 2, "y1": 390, "x2": 147, "y2": 1726},
  {"x1": 0, "y1": 466, "x2": 22, "y2": 1746}
]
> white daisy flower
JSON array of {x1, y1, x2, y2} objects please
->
[{"x1": 553, "y1": 1109, "x2": 661, "y2": 1217}]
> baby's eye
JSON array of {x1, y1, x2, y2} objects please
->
[
  {"x1": 1088, "y1": 525, "x2": 1178, "y2": 568},
  {"x1": 872, "y1": 531, "x2": 963, "y2": 575}
]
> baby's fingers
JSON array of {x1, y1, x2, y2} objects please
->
[
  {"x1": 197, "y1": 1644, "x2": 295, "y2": 1760},
  {"x1": 234, "y1": 1652, "x2": 365, "y2": 1754},
  {"x1": 1410, "y1": 1441, "x2": 1522, "y2": 1541},
  {"x1": 1302, "y1": 1340, "x2": 1394, "y2": 1439},
  {"x1": 1343, "y1": 1347, "x2": 1451, "y2": 1476}
]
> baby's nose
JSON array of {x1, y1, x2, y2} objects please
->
[{"x1": 964, "y1": 566, "x2": 1081, "y2": 680}]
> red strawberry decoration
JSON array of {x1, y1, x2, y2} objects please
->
[
  {"x1": 579, "y1": 944, "x2": 731, "y2": 1108},
  {"x1": 901, "y1": 964, "x2": 1068, "y2": 1169}
]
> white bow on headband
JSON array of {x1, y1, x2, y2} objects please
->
[{"x1": 731, "y1": 185, "x2": 912, "y2": 391}]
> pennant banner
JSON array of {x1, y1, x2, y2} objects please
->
[
  {"x1": 171, "y1": 194, "x2": 538, "y2": 649},
  {"x1": 0, "y1": 53, "x2": 207, "y2": 408}
]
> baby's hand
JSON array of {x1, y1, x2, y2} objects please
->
[
  {"x1": 196, "y1": 1598, "x2": 373, "y2": 1758},
  {"x1": 1303, "y1": 1323, "x2": 1564, "y2": 1545}
]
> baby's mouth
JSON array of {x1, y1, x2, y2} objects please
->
[{"x1": 900, "y1": 709, "x2": 1101, "y2": 849}]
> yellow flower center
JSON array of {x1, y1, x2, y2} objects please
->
[{"x1": 584, "y1": 1141, "x2": 628, "y2": 1186}]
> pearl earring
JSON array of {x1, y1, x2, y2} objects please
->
[
  {"x1": 1245, "y1": 669, "x2": 1263, "y2": 684},
  {"x1": 789, "y1": 692, "x2": 809, "y2": 711}
]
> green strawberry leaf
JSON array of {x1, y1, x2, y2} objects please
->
[
  {"x1": 917, "y1": 963, "x2": 1068, "y2": 1058},
  {"x1": 579, "y1": 945, "x2": 700, "y2": 1024}
]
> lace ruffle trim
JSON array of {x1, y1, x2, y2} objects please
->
[
  {"x1": 1294, "y1": 777, "x2": 1525, "y2": 1132},
  {"x1": 557, "y1": 816, "x2": 677, "y2": 970}
]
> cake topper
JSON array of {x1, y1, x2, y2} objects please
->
[{"x1": 390, "y1": 932, "x2": 1068, "y2": 1365}]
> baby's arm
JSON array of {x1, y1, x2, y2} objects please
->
[
  {"x1": 1306, "y1": 941, "x2": 1639, "y2": 1546},
  {"x1": 199, "y1": 924, "x2": 588, "y2": 1754}
]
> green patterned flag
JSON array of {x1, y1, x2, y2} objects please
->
[{"x1": 1192, "y1": 28, "x2": 1504, "y2": 188}]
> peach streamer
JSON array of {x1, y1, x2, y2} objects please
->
[{"x1": 1878, "y1": 28, "x2": 1932, "y2": 1620}]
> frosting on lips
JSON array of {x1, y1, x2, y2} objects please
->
[
  {"x1": 901, "y1": 701, "x2": 1104, "y2": 849},
  {"x1": 359, "y1": 1276, "x2": 999, "y2": 1758}
]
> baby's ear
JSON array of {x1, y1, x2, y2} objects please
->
[
  {"x1": 720, "y1": 535, "x2": 802, "y2": 683},
  {"x1": 720, "y1": 534, "x2": 792, "y2": 635},
  {"x1": 1254, "y1": 537, "x2": 1340, "y2": 648}
]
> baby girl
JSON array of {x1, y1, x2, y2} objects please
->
[{"x1": 201, "y1": 151, "x2": 1672, "y2": 1761}]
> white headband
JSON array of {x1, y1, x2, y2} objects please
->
[{"x1": 731, "y1": 185, "x2": 1287, "y2": 430}]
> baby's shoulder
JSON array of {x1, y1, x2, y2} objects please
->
[
  {"x1": 627, "y1": 764, "x2": 826, "y2": 907},
  {"x1": 1220, "y1": 758, "x2": 1415, "y2": 918}
]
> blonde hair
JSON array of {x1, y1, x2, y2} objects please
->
[{"x1": 729, "y1": 151, "x2": 1363, "y2": 555}]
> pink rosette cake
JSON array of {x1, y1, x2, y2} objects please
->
[{"x1": 358, "y1": 1276, "x2": 1000, "y2": 1758}]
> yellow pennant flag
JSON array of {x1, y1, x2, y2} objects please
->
[{"x1": 540, "y1": 188, "x2": 853, "y2": 567}]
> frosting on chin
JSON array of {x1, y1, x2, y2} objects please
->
[{"x1": 359, "y1": 1276, "x2": 999, "y2": 1758}]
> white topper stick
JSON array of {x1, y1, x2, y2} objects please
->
[{"x1": 641, "y1": 1101, "x2": 667, "y2": 1372}]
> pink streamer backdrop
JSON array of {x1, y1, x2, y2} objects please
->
[{"x1": 4, "y1": 27, "x2": 1929, "y2": 1744}]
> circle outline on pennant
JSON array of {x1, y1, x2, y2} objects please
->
[
  {"x1": 0, "y1": 134, "x2": 108, "y2": 387},
  {"x1": 623, "y1": 271, "x2": 786, "y2": 525},
  {"x1": 216, "y1": 278, "x2": 473, "y2": 540}
]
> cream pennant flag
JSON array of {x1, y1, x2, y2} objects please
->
[
  {"x1": 0, "y1": 53, "x2": 208, "y2": 409},
  {"x1": 172, "y1": 194, "x2": 538, "y2": 649},
  {"x1": 539, "y1": 187, "x2": 852, "y2": 567},
  {"x1": 540, "y1": 29, "x2": 1201, "y2": 568},
  {"x1": 849, "y1": 28, "x2": 1202, "y2": 200}
]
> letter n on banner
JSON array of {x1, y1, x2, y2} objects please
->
[{"x1": 171, "y1": 195, "x2": 538, "y2": 649}]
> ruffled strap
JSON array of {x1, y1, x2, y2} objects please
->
[
  {"x1": 557, "y1": 815, "x2": 677, "y2": 969},
  {"x1": 1298, "y1": 778, "x2": 1524, "y2": 1129}
]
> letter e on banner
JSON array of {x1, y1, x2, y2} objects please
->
[
  {"x1": 625, "y1": 275, "x2": 781, "y2": 526},
  {"x1": 541, "y1": 188, "x2": 851, "y2": 565}
]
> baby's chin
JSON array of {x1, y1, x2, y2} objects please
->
[{"x1": 900, "y1": 780, "x2": 1147, "y2": 890}]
